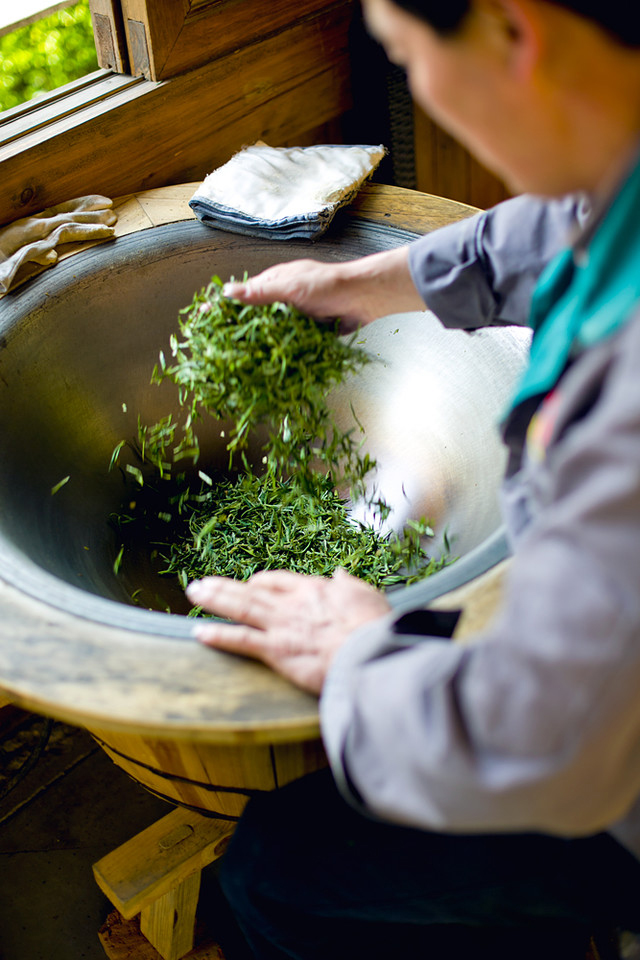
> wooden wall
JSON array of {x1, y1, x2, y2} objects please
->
[{"x1": 414, "y1": 109, "x2": 510, "y2": 210}]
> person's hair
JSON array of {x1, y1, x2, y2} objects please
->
[{"x1": 390, "y1": 0, "x2": 640, "y2": 46}]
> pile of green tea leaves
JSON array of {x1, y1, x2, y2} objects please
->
[{"x1": 111, "y1": 277, "x2": 450, "y2": 610}]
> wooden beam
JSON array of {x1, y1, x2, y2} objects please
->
[
  {"x1": 89, "y1": 0, "x2": 130, "y2": 74},
  {"x1": 119, "y1": 0, "x2": 352, "y2": 82}
]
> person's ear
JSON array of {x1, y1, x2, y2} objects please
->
[{"x1": 475, "y1": 0, "x2": 543, "y2": 80}]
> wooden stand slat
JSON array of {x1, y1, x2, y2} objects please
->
[
  {"x1": 140, "y1": 872, "x2": 202, "y2": 960},
  {"x1": 99, "y1": 911, "x2": 226, "y2": 960},
  {"x1": 93, "y1": 807, "x2": 234, "y2": 919}
]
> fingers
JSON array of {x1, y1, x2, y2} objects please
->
[
  {"x1": 222, "y1": 280, "x2": 252, "y2": 301},
  {"x1": 186, "y1": 570, "x2": 387, "y2": 696},
  {"x1": 194, "y1": 620, "x2": 267, "y2": 658},
  {"x1": 222, "y1": 275, "x2": 294, "y2": 307},
  {"x1": 194, "y1": 618, "x2": 325, "y2": 694},
  {"x1": 223, "y1": 260, "x2": 330, "y2": 313},
  {"x1": 250, "y1": 569, "x2": 311, "y2": 591},
  {"x1": 41, "y1": 195, "x2": 114, "y2": 216},
  {"x1": 30, "y1": 248, "x2": 58, "y2": 267},
  {"x1": 185, "y1": 575, "x2": 282, "y2": 628},
  {"x1": 45, "y1": 209, "x2": 118, "y2": 228},
  {"x1": 45, "y1": 221, "x2": 116, "y2": 246}
]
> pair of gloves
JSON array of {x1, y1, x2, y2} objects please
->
[{"x1": 0, "y1": 195, "x2": 117, "y2": 295}]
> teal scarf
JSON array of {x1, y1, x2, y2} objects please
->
[{"x1": 511, "y1": 151, "x2": 640, "y2": 409}]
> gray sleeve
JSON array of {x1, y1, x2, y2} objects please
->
[
  {"x1": 320, "y1": 315, "x2": 640, "y2": 840},
  {"x1": 408, "y1": 194, "x2": 587, "y2": 330}
]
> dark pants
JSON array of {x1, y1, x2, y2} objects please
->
[{"x1": 202, "y1": 768, "x2": 640, "y2": 960}]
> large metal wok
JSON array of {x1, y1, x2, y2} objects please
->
[{"x1": 0, "y1": 185, "x2": 529, "y2": 816}]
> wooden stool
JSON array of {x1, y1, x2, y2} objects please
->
[
  {"x1": 92, "y1": 803, "x2": 633, "y2": 960},
  {"x1": 93, "y1": 807, "x2": 235, "y2": 960}
]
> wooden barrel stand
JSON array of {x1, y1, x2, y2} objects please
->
[{"x1": 88, "y1": 728, "x2": 328, "y2": 820}]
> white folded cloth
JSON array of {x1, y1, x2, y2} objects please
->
[{"x1": 189, "y1": 142, "x2": 386, "y2": 239}]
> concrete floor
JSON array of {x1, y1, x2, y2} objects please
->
[{"x1": 0, "y1": 710, "x2": 171, "y2": 960}]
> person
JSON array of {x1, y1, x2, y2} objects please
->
[{"x1": 185, "y1": 0, "x2": 640, "y2": 956}]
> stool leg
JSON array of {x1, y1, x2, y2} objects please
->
[
  {"x1": 589, "y1": 928, "x2": 621, "y2": 960},
  {"x1": 140, "y1": 871, "x2": 202, "y2": 960}
]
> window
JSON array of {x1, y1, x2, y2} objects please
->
[{"x1": 0, "y1": 1, "x2": 97, "y2": 113}]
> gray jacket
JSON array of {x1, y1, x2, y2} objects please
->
[{"x1": 320, "y1": 193, "x2": 640, "y2": 860}]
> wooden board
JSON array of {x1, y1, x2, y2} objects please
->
[
  {"x1": 99, "y1": 911, "x2": 226, "y2": 960},
  {"x1": 93, "y1": 808, "x2": 234, "y2": 919},
  {"x1": 413, "y1": 107, "x2": 511, "y2": 210},
  {"x1": 54, "y1": 180, "x2": 478, "y2": 274},
  {"x1": 115, "y1": 0, "x2": 353, "y2": 82}
]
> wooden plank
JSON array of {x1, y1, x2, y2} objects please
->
[
  {"x1": 435, "y1": 123, "x2": 471, "y2": 210},
  {"x1": 99, "y1": 910, "x2": 225, "y2": 960},
  {"x1": 469, "y1": 157, "x2": 511, "y2": 210},
  {"x1": 89, "y1": 729, "x2": 286, "y2": 818},
  {"x1": 140, "y1": 872, "x2": 201, "y2": 960},
  {"x1": 26, "y1": 182, "x2": 476, "y2": 293},
  {"x1": 0, "y1": 4, "x2": 353, "y2": 226},
  {"x1": 120, "y1": 0, "x2": 353, "y2": 82},
  {"x1": 93, "y1": 807, "x2": 235, "y2": 919},
  {"x1": 430, "y1": 561, "x2": 509, "y2": 641},
  {"x1": 90, "y1": 0, "x2": 130, "y2": 73},
  {"x1": 351, "y1": 182, "x2": 478, "y2": 234},
  {"x1": 413, "y1": 105, "x2": 510, "y2": 210},
  {"x1": 0, "y1": 72, "x2": 145, "y2": 148},
  {"x1": 0, "y1": 573, "x2": 322, "y2": 742},
  {"x1": 135, "y1": 185, "x2": 198, "y2": 227},
  {"x1": 271, "y1": 738, "x2": 328, "y2": 788}
]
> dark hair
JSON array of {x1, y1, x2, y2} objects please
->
[{"x1": 390, "y1": 0, "x2": 640, "y2": 46}]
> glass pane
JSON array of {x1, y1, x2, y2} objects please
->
[{"x1": 0, "y1": 0, "x2": 98, "y2": 113}]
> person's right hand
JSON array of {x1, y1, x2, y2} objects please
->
[{"x1": 223, "y1": 245, "x2": 426, "y2": 332}]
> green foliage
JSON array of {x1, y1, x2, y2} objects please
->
[
  {"x1": 157, "y1": 470, "x2": 445, "y2": 595},
  {"x1": 110, "y1": 279, "x2": 452, "y2": 608},
  {"x1": 145, "y1": 276, "x2": 375, "y2": 498},
  {"x1": 0, "y1": 1, "x2": 98, "y2": 113}
]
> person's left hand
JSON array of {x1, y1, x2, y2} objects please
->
[{"x1": 186, "y1": 568, "x2": 390, "y2": 695}]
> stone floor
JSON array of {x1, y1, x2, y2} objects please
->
[{"x1": 0, "y1": 708, "x2": 170, "y2": 960}]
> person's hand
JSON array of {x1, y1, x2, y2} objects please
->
[
  {"x1": 186, "y1": 568, "x2": 391, "y2": 695},
  {"x1": 223, "y1": 246, "x2": 425, "y2": 332}
]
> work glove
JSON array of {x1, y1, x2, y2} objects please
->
[{"x1": 0, "y1": 195, "x2": 117, "y2": 294}]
